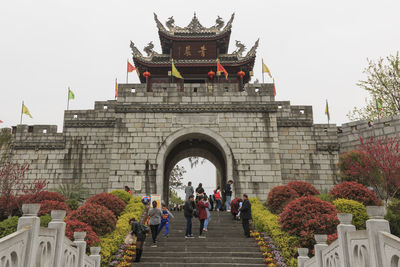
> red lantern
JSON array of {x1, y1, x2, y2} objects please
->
[
  {"x1": 143, "y1": 71, "x2": 151, "y2": 78},
  {"x1": 208, "y1": 70, "x2": 215, "y2": 80},
  {"x1": 237, "y1": 70, "x2": 245, "y2": 79}
]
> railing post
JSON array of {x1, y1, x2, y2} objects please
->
[
  {"x1": 314, "y1": 234, "x2": 328, "y2": 267},
  {"x1": 337, "y1": 213, "x2": 356, "y2": 267},
  {"x1": 366, "y1": 206, "x2": 390, "y2": 267},
  {"x1": 297, "y1": 248, "x2": 309, "y2": 267},
  {"x1": 73, "y1": 232, "x2": 87, "y2": 267},
  {"x1": 89, "y1": 247, "x2": 101, "y2": 267},
  {"x1": 47, "y1": 210, "x2": 66, "y2": 267},
  {"x1": 17, "y1": 203, "x2": 40, "y2": 267}
]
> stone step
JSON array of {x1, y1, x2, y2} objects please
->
[
  {"x1": 140, "y1": 256, "x2": 265, "y2": 264},
  {"x1": 142, "y1": 251, "x2": 263, "y2": 258},
  {"x1": 134, "y1": 263, "x2": 266, "y2": 267},
  {"x1": 141, "y1": 246, "x2": 261, "y2": 252},
  {"x1": 142, "y1": 240, "x2": 257, "y2": 247}
]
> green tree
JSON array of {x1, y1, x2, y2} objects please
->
[
  {"x1": 169, "y1": 164, "x2": 186, "y2": 190},
  {"x1": 347, "y1": 52, "x2": 400, "y2": 121}
]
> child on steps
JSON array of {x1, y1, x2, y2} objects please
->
[{"x1": 157, "y1": 204, "x2": 174, "y2": 237}]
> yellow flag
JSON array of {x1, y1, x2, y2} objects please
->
[
  {"x1": 171, "y1": 60, "x2": 183, "y2": 79},
  {"x1": 22, "y1": 103, "x2": 32, "y2": 118},
  {"x1": 262, "y1": 59, "x2": 272, "y2": 78}
]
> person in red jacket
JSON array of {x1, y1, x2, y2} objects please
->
[{"x1": 196, "y1": 195, "x2": 209, "y2": 238}]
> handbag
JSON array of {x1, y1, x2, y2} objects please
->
[{"x1": 124, "y1": 232, "x2": 135, "y2": 245}]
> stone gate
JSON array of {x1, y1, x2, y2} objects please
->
[{"x1": 2, "y1": 13, "x2": 341, "y2": 203}]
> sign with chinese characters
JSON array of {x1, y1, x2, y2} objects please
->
[{"x1": 172, "y1": 41, "x2": 217, "y2": 60}]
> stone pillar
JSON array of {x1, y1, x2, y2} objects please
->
[
  {"x1": 314, "y1": 234, "x2": 328, "y2": 267},
  {"x1": 17, "y1": 204, "x2": 40, "y2": 267},
  {"x1": 48, "y1": 210, "x2": 66, "y2": 267},
  {"x1": 337, "y1": 213, "x2": 356, "y2": 267},
  {"x1": 297, "y1": 248, "x2": 309, "y2": 267},
  {"x1": 366, "y1": 206, "x2": 390, "y2": 267},
  {"x1": 73, "y1": 232, "x2": 87, "y2": 267},
  {"x1": 89, "y1": 247, "x2": 101, "y2": 267}
]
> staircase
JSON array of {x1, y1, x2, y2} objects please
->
[{"x1": 135, "y1": 210, "x2": 265, "y2": 266}]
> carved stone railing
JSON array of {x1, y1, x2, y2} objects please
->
[
  {"x1": 0, "y1": 204, "x2": 101, "y2": 267},
  {"x1": 298, "y1": 206, "x2": 400, "y2": 267}
]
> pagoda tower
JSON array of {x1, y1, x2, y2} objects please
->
[{"x1": 130, "y1": 13, "x2": 259, "y2": 90}]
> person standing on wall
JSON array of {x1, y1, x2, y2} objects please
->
[
  {"x1": 148, "y1": 200, "x2": 162, "y2": 247},
  {"x1": 184, "y1": 195, "x2": 195, "y2": 238},
  {"x1": 185, "y1": 181, "x2": 194, "y2": 201},
  {"x1": 224, "y1": 180, "x2": 233, "y2": 212},
  {"x1": 213, "y1": 186, "x2": 222, "y2": 211},
  {"x1": 239, "y1": 194, "x2": 252, "y2": 237},
  {"x1": 196, "y1": 195, "x2": 209, "y2": 238}
]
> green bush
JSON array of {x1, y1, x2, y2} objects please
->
[
  {"x1": 333, "y1": 198, "x2": 368, "y2": 229},
  {"x1": 385, "y1": 198, "x2": 400, "y2": 237},
  {"x1": 66, "y1": 199, "x2": 79, "y2": 210},
  {"x1": 40, "y1": 214, "x2": 52, "y2": 227},
  {"x1": 315, "y1": 193, "x2": 334, "y2": 203},
  {"x1": 99, "y1": 196, "x2": 144, "y2": 266},
  {"x1": 110, "y1": 190, "x2": 132, "y2": 204},
  {"x1": 250, "y1": 198, "x2": 299, "y2": 267},
  {"x1": 0, "y1": 216, "x2": 18, "y2": 239}
]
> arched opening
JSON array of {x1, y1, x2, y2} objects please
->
[
  {"x1": 156, "y1": 128, "x2": 233, "y2": 204},
  {"x1": 169, "y1": 157, "x2": 217, "y2": 205}
]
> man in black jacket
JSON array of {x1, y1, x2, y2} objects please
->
[
  {"x1": 239, "y1": 194, "x2": 252, "y2": 237},
  {"x1": 184, "y1": 195, "x2": 195, "y2": 238}
]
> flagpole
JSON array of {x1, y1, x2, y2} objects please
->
[
  {"x1": 126, "y1": 60, "x2": 129, "y2": 84},
  {"x1": 67, "y1": 87, "x2": 70, "y2": 111},
  {"x1": 20, "y1": 101, "x2": 23, "y2": 124}
]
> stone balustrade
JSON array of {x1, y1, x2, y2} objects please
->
[
  {"x1": 0, "y1": 204, "x2": 101, "y2": 267},
  {"x1": 298, "y1": 206, "x2": 400, "y2": 267}
]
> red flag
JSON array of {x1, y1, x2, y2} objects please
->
[
  {"x1": 273, "y1": 78, "x2": 277, "y2": 96},
  {"x1": 127, "y1": 61, "x2": 136, "y2": 72},
  {"x1": 217, "y1": 59, "x2": 228, "y2": 80},
  {"x1": 0, "y1": 120, "x2": 3, "y2": 123}
]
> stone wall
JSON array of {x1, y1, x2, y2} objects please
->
[
  {"x1": 1, "y1": 82, "x2": 350, "y2": 200},
  {"x1": 338, "y1": 114, "x2": 400, "y2": 153}
]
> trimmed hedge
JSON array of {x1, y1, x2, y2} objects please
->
[
  {"x1": 279, "y1": 195, "x2": 339, "y2": 249},
  {"x1": 68, "y1": 203, "x2": 117, "y2": 236},
  {"x1": 315, "y1": 193, "x2": 334, "y2": 203},
  {"x1": 286, "y1": 181, "x2": 319, "y2": 196},
  {"x1": 86, "y1": 193, "x2": 126, "y2": 217},
  {"x1": 267, "y1": 185, "x2": 299, "y2": 214},
  {"x1": 110, "y1": 190, "x2": 132, "y2": 204},
  {"x1": 385, "y1": 198, "x2": 400, "y2": 237},
  {"x1": 329, "y1": 181, "x2": 381, "y2": 206},
  {"x1": 65, "y1": 219, "x2": 100, "y2": 247},
  {"x1": 40, "y1": 214, "x2": 52, "y2": 227},
  {"x1": 38, "y1": 200, "x2": 70, "y2": 216},
  {"x1": 333, "y1": 198, "x2": 368, "y2": 229},
  {"x1": 250, "y1": 198, "x2": 299, "y2": 267},
  {"x1": 99, "y1": 196, "x2": 144, "y2": 267},
  {"x1": 0, "y1": 216, "x2": 18, "y2": 239}
]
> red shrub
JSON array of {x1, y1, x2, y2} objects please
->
[
  {"x1": 65, "y1": 220, "x2": 100, "y2": 247},
  {"x1": 267, "y1": 185, "x2": 299, "y2": 214},
  {"x1": 279, "y1": 195, "x2": 339, "y2": 249},
  {"x1": 86, "y1": 192, "x2": 126, "y2": 217},
  {"x1": 38, "y1": 200, "x2": 70, "y2": 216},
  {"x1": 0, "y1": 195, "x2": 20, "y2": 219},
  {"x1": 67, "y1": 203, "x2": 116, "y2": 235},
  {"x1": 36, "y1": 191, "x2": 66, "y2": 202},
  {"x1": 327, "y1": 233, "x2": 338, "y2": 245},
  {"x1": 329, "y1": 181, "x2": 381, "y2": 206},
  {"x1": 286, "y1": 181, "x2": 320, "y2": 196}
]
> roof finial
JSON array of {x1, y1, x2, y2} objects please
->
[{"x1": 194, "y1": 12, "x2": 197, "y2": 18}]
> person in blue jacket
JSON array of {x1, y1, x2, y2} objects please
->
[{"x1": 157, "y1": 204, "x2": 174, "y2": 237}]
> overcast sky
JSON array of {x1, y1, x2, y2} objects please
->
[
  {"x1": 1, "y1": 1, "x2": 399, "y2": 197},
  {"x1": 1, "y1": 0, "x2": 400, "y2": 128}
]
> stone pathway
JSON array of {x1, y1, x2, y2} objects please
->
[{"x1": 134, "y1": 210, "x2": 265, "y2": 266}]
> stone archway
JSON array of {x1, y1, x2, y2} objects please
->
[{"x1": 156, "y1": 127, "x2": 233, "y2": 203}]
